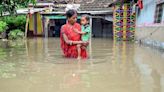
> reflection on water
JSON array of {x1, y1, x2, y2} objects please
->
[{"x1": 0, "y1": 38, "x2": 164, "y2": 92}]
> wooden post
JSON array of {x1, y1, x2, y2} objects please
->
[
  {"x1": 44, "y1": 17, "x2": 49, "y2": 38},
  {"x1": 89, "y1": 16, "x2": 93, "y2": 59},
  {"x1": 25, "y1": 14, "x2": 29, "y2": 38}
]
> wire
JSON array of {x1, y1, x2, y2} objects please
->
[{"x1": 138, "y1": 26, "x2": 160, "y2": 40}]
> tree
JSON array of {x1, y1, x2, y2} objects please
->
[{"x1": 0, "y1": 0, "x2": 36, "y2": 16}]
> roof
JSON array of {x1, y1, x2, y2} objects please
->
[
  {"x1": 17, "y1": 8, "x2": 112, "y2": 15},
  {"x1": 78, "y1": 0, "x2": 113, "y2": 11},
  {"x1": 42, "y1": 10, "x2": 113, "y2": 15},
  {"x1": 31, "y1": 0, "x2": 113, "y2": 11}
]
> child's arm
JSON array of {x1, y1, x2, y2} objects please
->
[{"x1": 73, "y1": 28, "x2": 87, "y2": 35}]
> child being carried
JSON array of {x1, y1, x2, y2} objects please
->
[{"x1": 73, "y1": 15, "x2": 91, "y2": 59}]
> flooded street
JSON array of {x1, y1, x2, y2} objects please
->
[{"x1": 0, "y1": 38, "x2": 164, "y2": 92}]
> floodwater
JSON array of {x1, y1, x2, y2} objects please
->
[{"x1": 0, "y1": 38, "x2": 164, "y2": 92}]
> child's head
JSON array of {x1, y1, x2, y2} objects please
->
[{"x1": 81, "y1": 15, "x2": 90, "y2": 25}]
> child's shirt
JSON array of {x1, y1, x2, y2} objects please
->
[{"x1": 81, "y1": 24, "x2": 91, "y2": 41}]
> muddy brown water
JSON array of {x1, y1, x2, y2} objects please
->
[{"x1": 0, "y1": 38, "x2": 164, "y2": 92}]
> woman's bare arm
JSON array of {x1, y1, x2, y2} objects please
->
[
  {"x1": 73, "y1": 28, "x2": 86, "y2": 35},
  {"x1": 63, "y1": 33, "x2": 72, "y2": 44},
  {"x1": 63, "y1": 33, "x2": 85, "y2": 45}
]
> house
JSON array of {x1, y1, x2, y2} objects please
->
[
  {"x1": 25, "y1": 0, "x2": 114, "y2": 38},
  {"x1": 136, "y1": 0, "x2": 164, "y2": 49}
]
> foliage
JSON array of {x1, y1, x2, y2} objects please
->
[
  {"x1": 8, "y1": 29, "x2": 24, "y2": 40},
  {"x1": 1, "y1": 15, "x2": 26, "y2": 32},
  {"x1": 0, "y1": 0, "x2": 36, "y2": 16},
  {"x1": 0, "y1": 21, "x2": 8, "y2": 33}
]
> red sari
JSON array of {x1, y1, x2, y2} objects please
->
[{"x1": 60, "y1": 22, "x2": 87, "y2": 59}]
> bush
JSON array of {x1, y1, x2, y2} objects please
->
[
  {"x1": 8, "y1": 29, "x2": 24, "y2": 40},
  {"x1": 0, "y1": 21, "x2": 8, "y2": 33},
  {"x1": 0, "y1": 15, "x2": 26, "y2": 40},
  {"x1": 1, "y1": 15, "x2": 26, "y2": 31}
]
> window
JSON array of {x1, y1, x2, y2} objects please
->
[{"x1": 154, "y1": 3, "x2": 164, "y2": 23}]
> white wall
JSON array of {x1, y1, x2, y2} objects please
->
[
  {"x1": 137, "y1": 0, "x2": 164, "y2": 24},
  {"x1": 162, "y1": 4, "x2": 164, "y2": 22},
  {"x1": 136, "y1": 0, "x2": 164, "y2": 49},
  {"x1": 137, "y1": 0, "x2": 156, "y2": 25}
]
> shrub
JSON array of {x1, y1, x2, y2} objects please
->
[
  {"x1": 8, "y1": 29, "x2": 24, "y2": 40},
  {"x1": 1, "y1": 15, "x2": 26, "y2": 31},
  {"x1": 0, "y1": 21, "x2": 8, "y2": 33}
]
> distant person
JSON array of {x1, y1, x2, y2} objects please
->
[
  {"x1": 60, "y1": 9, "x2": 88, "y2": 59},
  {"x1": 49, "y1": 26, "x2": 54, "y2": 37},
  {"x1": 73, "y1": 15, "x2": 91, "y2": 59},
  {"x1": 48, "y1": 20, "x2": 55, "y2": 37}
]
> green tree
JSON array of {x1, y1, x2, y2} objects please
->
[{"x1": 0, "y1": 0, "x2": 36, "y2": 16}]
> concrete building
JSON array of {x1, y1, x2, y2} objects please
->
[
  {"x1": 136, "y1": 0, "x2": 164, "y2": 49},
  {"x1": 25, "y1": 0, "x2": 114, "y2": 38}
]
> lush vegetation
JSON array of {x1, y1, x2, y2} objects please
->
[
  {"x1": 0, "y1": 15, "x2": 26, "y2": 40},
  {"x1": 0, "y1": 21, "x2": 8, "y2": 33},
  {"x1": 1, "y1": 15, "x2": 26, "y2": 31},
  {"x1": 0, "y1": 0, "x2": 36, "y2": 16},
  {"x1": 0, "y1": 0, "x2": 36, "y2": 40},
  {"x1": 8, "y1": 29, "x2": 24, "y2": 40}
]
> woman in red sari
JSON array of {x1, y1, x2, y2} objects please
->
[{"x1": 60, "y1": 10, "x2": 88, "y2": 59}]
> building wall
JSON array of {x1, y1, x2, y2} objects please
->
[
  {"x1": 162, "y1": 4, "x2": 164, "y2": 20},
  {"x1": 136, "y1": 0, "x2": 164, "y2": 49},
  {"x1": 92, "y1": 18, "x2": 113, "y2": 38},
  {"x1": 136, "y1": 0, "x2": 156, "y2": 25},
  {"x1": 37, "y1": 13, "x2": 43, "y2": 35},
  {"x1": 92, "y1": 18, "x2": 103, "y2": 37},
  {"x1": 28, "y1": 12, "x2": 43, "y2": 36},
  {"x1": 41, "y1": 17, "x2": 113, "y2": 38},
  {"x1": 102, "y1": 21, "x2": 113, "y2": 38}
]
